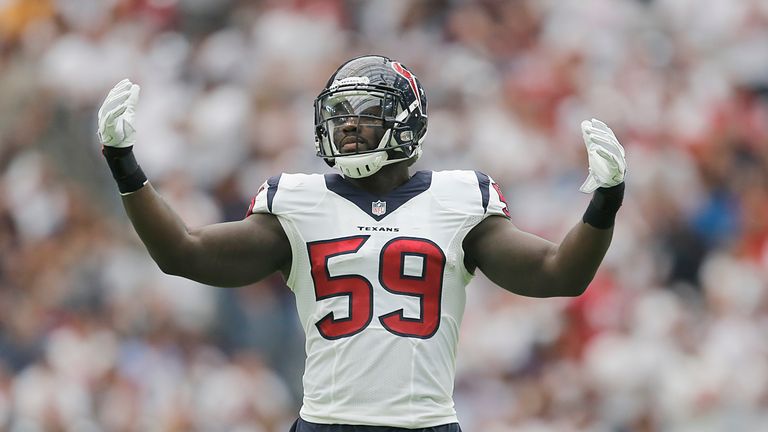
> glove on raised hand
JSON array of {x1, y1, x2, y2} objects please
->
[
  {"x1": 579, "y1": 118, "x2": 626, "y2": 194},
  {"x1": 98, "y1": 79, "x2": 140, "y2": 148},
  {"x1": 97, "y1": 79, "x2": 146, "y2": 195}
]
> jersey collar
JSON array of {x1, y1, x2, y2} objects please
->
[{"x1": 324, "y1": 171, "x2": 432, "y2": 221}]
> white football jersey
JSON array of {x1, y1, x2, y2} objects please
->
[{"x1": 248, "y1": 170, "x2": 509, "y2": 428}]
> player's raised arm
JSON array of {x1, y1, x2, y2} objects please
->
[
  {"x1": 463, "y1": 119, "x2": 626, "y2": 297},
  {"x1": 97, "y1": 79, "x2": 291, "y2": 287}
]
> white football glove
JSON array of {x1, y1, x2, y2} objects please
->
[
  {"x1": 97, "y1": 79, "x2": 140, "y2": 148},
  {"x1": 579, "y1": 118, "x2": 626, "y2": 193}
]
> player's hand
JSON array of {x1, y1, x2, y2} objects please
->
[
  {"x1": 579, "y1": 118, "x2": 626, "y2": 193},
  {"x1": 97, "y1": 79, "x2": 141, "y2": 148}
]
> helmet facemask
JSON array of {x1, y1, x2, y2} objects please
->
[{"x1": 315, "y1": 85, "x2": 423, "y2": 178}]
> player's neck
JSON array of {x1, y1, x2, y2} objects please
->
[{"x1": 344, "y1": 163, "x2": 412, "y2": 196}]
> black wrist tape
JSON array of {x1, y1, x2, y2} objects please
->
[
  {"x1": 582, "y1": 182, "x2": 624, "y2": 229},
  {"x1": 102, "y1": 146, "x2": 148, "y2": 195}
]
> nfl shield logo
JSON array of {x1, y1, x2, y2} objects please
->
[{"x1": 372, "y1": 200, "x2": 387, "y2": 216}]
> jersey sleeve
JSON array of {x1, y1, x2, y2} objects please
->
[
  {"x1": 429, "y1": 170, "x2": 511, "y2": 221},
  {"x1": 245, "y1": 173, "x2": 327, "y2": 217},
  {"x1": 474, "y1": 171, "x2": 511, "y2": 220},
  {"x1": 245, "y1": 174, "x2": 282, "y2": 217}
]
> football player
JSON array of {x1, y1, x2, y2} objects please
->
[{"x1": 98, "y1": 55, "x2": 626, "y2": 432}]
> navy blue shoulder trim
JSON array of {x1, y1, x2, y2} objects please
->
[
  {"x1": 266, "y1": 174, "x2": 282, "y2": 213},
  {"x1": 324, "y1": 171, "x2": 432, "y2": 221},
  {"x1": 474, "y1": 171, "x2": 490, "y2": 214}
]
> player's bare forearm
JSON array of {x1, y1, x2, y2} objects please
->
[
  {"x1": 540, "y1": 181, "x2": 625, "y2": 295},
  {"x1": 121, "y1": 183, "x2": 194, "y2": 273},
  {"x1": 542, "y1": 221, "x2": 613, "y2": 296},
  {"x1": 464, "y1": 213, "x2": 615, "y2": 298},
  {"x1": 121, "y1": 183, "x2": 290, "y2": 287}
]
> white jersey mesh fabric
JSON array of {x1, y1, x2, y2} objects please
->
[{"x1": 247, "y1": 170, "x2": 509, "y2": 428}]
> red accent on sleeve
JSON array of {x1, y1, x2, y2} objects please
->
[
  {"x1": 492, "y1": 182, "x2": 511, "y2": 218},
  {"x1": 244, "y1": 185, "x2": 266, "y2": 218}
]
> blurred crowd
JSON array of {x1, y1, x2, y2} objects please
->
[{"x1": 1, "y1": 0, "x2": 767, "y2": 430}]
